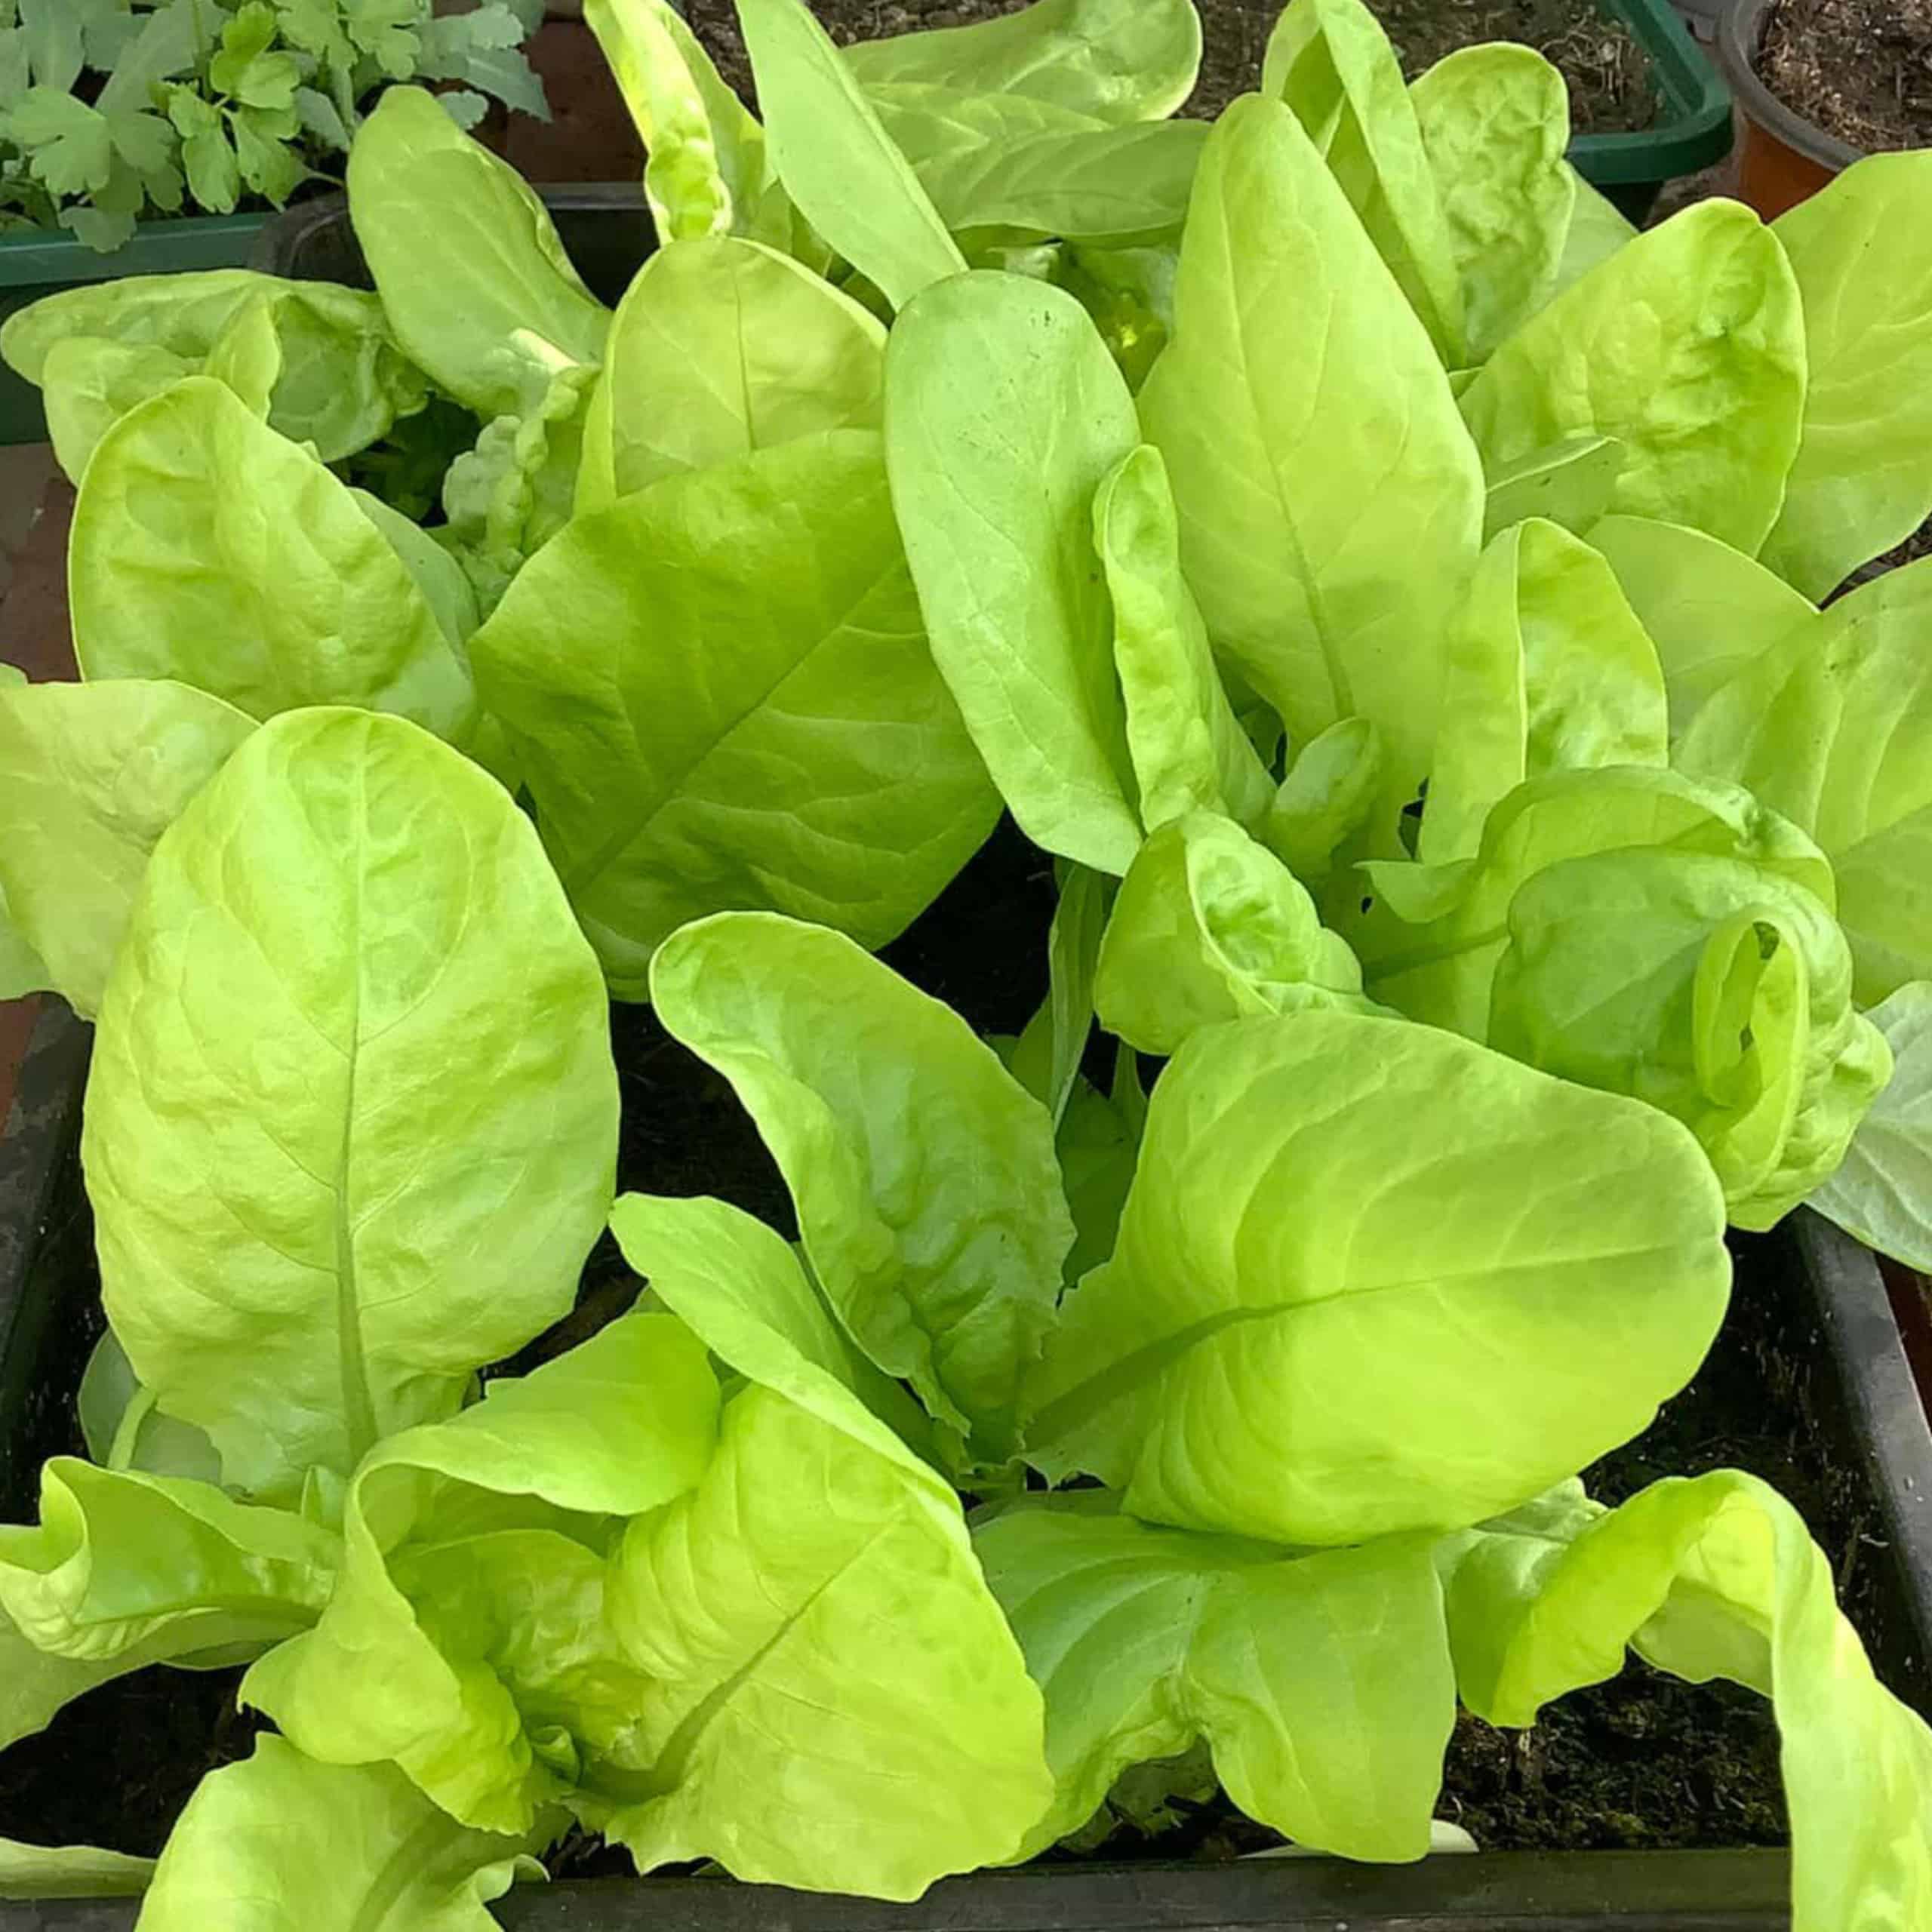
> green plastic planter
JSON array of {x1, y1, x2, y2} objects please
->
[
  {"x1": 1571, "y1": 0, "x2": 1736, "y2": 220},
  {"x1": 0, "y1": 211, "x2": 273, "y2": 448}
]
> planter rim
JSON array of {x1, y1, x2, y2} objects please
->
[
  {"x1": 0, "y1": 1847, "x2": 1801, "y2": 1931},
  {"x1": 1566, "y1": 0, "x2": 1734, "y2": 186},
  {"x1": 0, "y1": 210, "x2": 275, "y2": 294},
  {"x1": 1716, "y1": 0, "x2": 1865, "y2": 174}
]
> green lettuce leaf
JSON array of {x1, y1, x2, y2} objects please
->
[
  {"x1": 1054, "y1": 1048, "x2": 1146, "y2": 1284},
  {"x1": 134, "y1": 1737, "x2": 540, "y2": 1931},
  {"x1": 1552, "y1": 171, "x2": 1635, "y2": 296},
  {"x1": 1760, "y1": 154, "x2": 1932, "y2": 599},
  {"x1": 842, "y1": 0, "x2": 1200, "y2": 122},
  {"x1": 70, "y1": 378, "x2": 484, "y2": 750},
  {"x1": 1359, "y1": 765, "x2": 1836, "y2": 1037},
  {"x1": 244, "y1": 1314, "x2": 718, "y2": 1834},
  {"x1": 609, "y1": 1192, "x2": 939, "y2": 1463},
  {"x1": 470, "y1": 428, "x2": 996, "y2": 993},
  {"x1": 439, "y1": 358, "x2": 597, "y2": 610},
  {"x1": 1675, "y1": 556, "x2": 1932, "y2": 1004},
  {"x1": 1024, "y1": 1010, "x2": 1730, "y2": 1544},
  {"x1": 650, "y1": 912, "x2": 1072, "y2": 1463},
  {"x1": 976, "y1": 1495, "x2": 1452, "y2": 1860},
  {"x1": 1490, "y1": 849, "x2": 1890, "y2": 1229},
  {"x1": 1460, "y1": 202, "x2": 1805, "y2": 555},
  {"x1": 1481, "y1": 434, "x2": 1624, "y2": 541},
  {"x1": 1263, "y1": 0, "x2": 1466, "y2": 363},
  {"x1": 0, "y1": 1460, "x2": 335, "y2": 1665},
  {"x1": 1420, "y1": 516, "x2": 1666, "y2": 866},
  {"x1": 862, "y1": 94, "x2": 1207, "y2": 243},
  {"x1": 1588, "y1": 514, "x2": 1817, "y2": 739},
  {"x1": 82, "y1": 710, "x2": 618, "y2": 1500},
  {"x1": 0, "y1": 1838, "x2": 152, "y2": 1900},
  {"x1": 2, "y1": 269, "x2": 427, "y2": 476},
  {"x1": 76, "y1": 1330, "x2": 223, "y2": 1485},
  {"x1": 586, "y1": 0, "x2": 793, "y2": 248},
  {"x1": 734, "y1": 0, "x2": 964, "y2": 311},
  {"x1": 1096, "y1": 443, "x2": 1274, "y2": 836},
  {"x1": 0, "y1": 678, "x2": 253, "y2": 1018},
  {"x1": 600, "y1": 1380, "x2": 1052, "y2": 1896},
  {"x1": 1810, "y1": 981, "x2": 1932, "y2": 1270},
  {"x1": 1261, "y1": 715, "x2": 1382, "y2": 885},
  {"x1": 1438, "y1": 1471, "x2": 1932, "y2": 1932},
  {"x1": 1008, "y1": 863, "x2": 1113, "y2": 1130},
  {"x1": 347, "y1": 87, "x2": 608, "y2": 420},
  {"x1": 1411, "y1": 45, "x2": 1573, "y2": 363},
  {"x1": 1094, "y1": 812, "x2": 1370, "y2": 1054},
  {"x1": 37, "y1": 337, "x2": 192, "y2": 482},
  {"x1": 1137, "y1": 94, "x2": 1483, "y2": 848},
  {"x1": 577, "y1": 232, "x2": 884, "y2": 514},
  {"x1": 886, "y1": 271, "x2": 1143, "y2": 874}
]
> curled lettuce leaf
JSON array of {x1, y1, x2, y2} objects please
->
[
  {"x1": 440, "y1": 358, "x2": 598, "y2": 611},
  {"x1": 0, "y1": 1462, "x2": 334, "y2": 1666},
  {"x1": 1094, "y1": 811, "x2": 1371, "y2": 1054},
  {"x1": 1359, "y1": 765, "x2": 1836, "y2": 1036},
  {"x1": 1439, "y1": 1472, "x2": 1932, "y2": 1932},
  {"x1": 587, "y1": 0, "x2": 795, "y2": 248},
  {"x1": 1262, "y1": 715, "x2": 1383, "y2": 886},
  {"x1": 1490, "y1": 848, "x2": 1890, "y2": 1229},
  {"x1": 244, "y1": 1315, "x2": 718, "y2": 1835}
]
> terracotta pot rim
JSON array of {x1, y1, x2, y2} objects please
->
[{"x1": 1717, "y1": 0, "x2": 1867, "y2": 171}]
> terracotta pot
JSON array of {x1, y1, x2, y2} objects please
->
[{"x1": 1717, "y1": 0, "x2": 1863, "y2": 217}]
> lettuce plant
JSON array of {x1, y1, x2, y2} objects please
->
[
  {"x1": 0, "y1": 711, "x2": 1924, "y2": 1924},
  {"x1": 0, "y1": 0, "x2": 548, "y2": 253},
  {"x1": 2, "y1": 0, "x2": 1932, "y2": 1921}
]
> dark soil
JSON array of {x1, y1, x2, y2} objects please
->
[
  {"x1": 678, "y1": 0, "x2": 1658, "y2": 134},
  {"x1": 1761, "y1": 0, "x2": 1932, "y2": 153}
]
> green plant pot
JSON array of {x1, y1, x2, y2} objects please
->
[
  {"x1": 1573, "y1": 0, "x2": 1737, "y2": 221},
  {"x1": 0, "y1": 210, "x2": 275, "y2": 448}
]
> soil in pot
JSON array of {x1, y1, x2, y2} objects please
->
[
  {"x1": 678, "y1": 0, "x2": 1660, "y2": 132},
  {"x1": 1758, "y1": 0, "x2": 1932, "y2": 154},
  {"x1": 0, "y1": 817, "x2": 1867, "y2": 1870}
]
